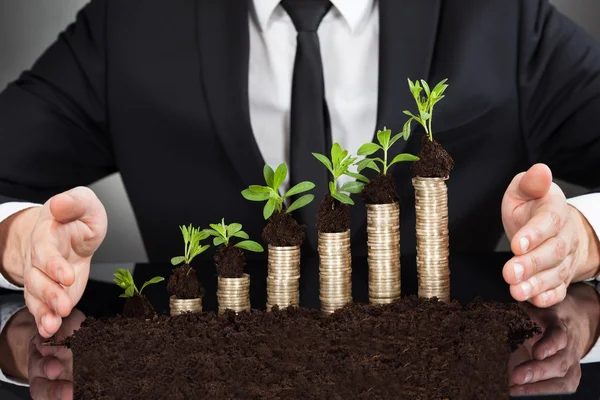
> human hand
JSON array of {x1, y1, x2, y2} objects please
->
[
  {"x1": 17, "y1": 187, "x2": 107, "y2": 338},
  {"x1": 0, "y1": 308, "x2": 37, "y2": 381},
  {"x1": 508, "y1": 283, "x2": 599, "y2": 395},
  {"x1": 28, "y1": 309, "x2": 85, "y2": 400},
  {"x1": 501, "y1": 164, "x2": 599, "y2": 307}
]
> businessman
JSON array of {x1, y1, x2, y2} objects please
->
[{"x1": 0, "y1": 0, "x2": 599, "y2": 339}]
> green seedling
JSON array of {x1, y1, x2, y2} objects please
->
[
  {"x1": 356, "y1": 127, "x2": 419, "y2": 175},
  {"x1": 312, "y1": 143, "x2": 368, "y2": 206},
  {"x1": 241, "y1": 163, "x2": 315, "y2": 220},
  {"x1": 114, "y1": 268, "x2": 164, "y2": 299},
  {"x1": 204, "y1": 218, "x2": 264, "y2": 252},
  {"x1": 402, "y1": 78, "x2": 449, "y2": 142},
  {"x1": 170, "y1": 224, "x2": 210, "y2": 275}
]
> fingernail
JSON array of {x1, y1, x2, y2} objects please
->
[
  {"x1": 524, "y1": 369, "x2": 533, "y2": 384},
  {"x1": 520, "y1": 237, "x2": 530, "y2": 253},
  {"x1": 513, "y1": 262, "x2": 524, "y2": 282},
  {"x1": 57, "y1": 268, "x2": 64, "y2": 284},
  {"x1": 540, "y1": 292, "x2": 549, "y2": 304},
  {"x1": 51, "y1": 297, "x2": 58, "y2": 314},
  {"x1": 521, "y1": 281, "x2": 532, "y2": 298}
]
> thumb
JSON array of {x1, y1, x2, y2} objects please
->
[
  {"x1": 48, "y1": 187, "x2": 94, "y2": 224},
  {"x1": 515, "y1": 164, "x2": 553, "y2": 201}
]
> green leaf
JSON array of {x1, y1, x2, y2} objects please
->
[
  {"x1": 357, "y1": 143, "x2": 381, "y2": 156},
  {"x1": 389, "y1": 133, "x2": 404, "y2": 147},
  {"x1": 213, "y1": 237, "x2": 225, "y2": 246},
  {"x1": 114, "y1": 269, "x2": 134, "y2": 286},
  {"x1": 242, "y1": 189, "x2": 270, "y2": 201},
  {"x1": 286, "y1": 194, "x2": 314, "y2": 214},
  {"x1": 344, "y1": 171, "x2": 370, "y2": 183},
  {"x1": 273, "y1": 163, "x2": 288, "y2": 190},
  {"x1": 171, "y1": 256, "x2": 186, "y2": 266},
  {"x1": 119, "y1": 293, "x2": 130, "y2": 298},
  {"x1": 332, "y1": 192, "x2": 354, "y2": 205},
  {"x1": 227, "y1": 223, "x2": 242, "y2": 236},
  {"x1": 389, "y1": 153, "x2": 420, "y2": 168},
  {"x1": 432, "y1": 79, "x2": 449, "y2": 97},
  {"x1": 377, "y1": 129, "x2": 391, "y2": 148},
  {"x1": 197, "y1": 230, "x2": 209, "y2": 241},
  {"x1": 248, "y1": 185, "x2": 271, "y2": 193},
  {"x1": 403, "y1": 110, "x2": 420, "y2": 120},
  {"x1": 235, "y1": 240, "x2": 264, "y2": 252},
  {"x1": 284, "y1": 181, "x2": 315, "y2": 198},
  {"x1": 263, "y1": 197, "x2": 277, "y2": 220},
  {"x1": 339, "y1": 181, "x2": 365, "y2": 194},
  {"x1": 329, "y1": 181, "x2": 337, "y2": 196},
  {"x1": 210, "y1": 223, "x2": 226, "y2": 238},
  {"x1": 263, "y1": 164, "x2": 275, "y2": 188},
  {"x1": 402, "y1": 118, "x2": 414, "y2": 141},
  {"x1": 179, "y1": 225, "x2": 190, "y2": 245},
  {"x1": 313, "y1": 153, "x2": 333, "y2": 173},
  {"x1": 331, "y1": 142, "x2": 342, "y2": 165},
  {"x1": 421, "y1": 80, "x2": 431, "y2": 97},
  {"x1": 191, "y1": 244, "x2": 210, "y2": 259},
  {"x1": 419, "y1": 111, "x2": 431, "y2": 121},
  {"x1": 232, "y1": 231, "x2": 249, "y2": 239},
  {"x1": 140, "y1": 276, "x2": 165, "y2": 293},
  {"x1": 203, "y1": 229, "x2": 220, "y2": 237},
  {"x1": 125, "y1": 285, "x2": 135, "y2": 298}
]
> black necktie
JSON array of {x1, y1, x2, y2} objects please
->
[{"x1": 282, "y1": 0, "x2": 333, "y2": 250}]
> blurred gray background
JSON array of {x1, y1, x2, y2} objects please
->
[{"x1": 0, "y1": 0, "x2": 597, "y2": 262}]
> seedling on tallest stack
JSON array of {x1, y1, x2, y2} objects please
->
[
  {"x1": 312, "y1": 143, "x2": 366, "y2": 314},
  {"x1": 242, "y1": 163, "x2": 314, "y2": 311},
  {"x1": 403, "y1": 78, "x2": 454, "y2": 302},
  {"x1": 355, "y1": 128, "x2": 419, "y2": 305}
]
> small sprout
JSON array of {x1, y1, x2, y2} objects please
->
[
  {"x1": 356, "y1": 127, "x2": 420, "y2": 175},
  {"x1": 204, "y1": 218, "x2": 264, "y2": 252},
  {"x1": 170, "y1": 224, "x2": 210, "y2": 268},
  {"x1": 402, "y1": 78, "x2": 449, "y2": 142},
  {"x1": 241, "y1": 163, "x2": 315, "y2": 220},
  {"x1": 312, "y1": 143, "x2": 368, "y2": 206},
  {"x1": 113, "y1": 268, "x2": 164, "y2": 299}
]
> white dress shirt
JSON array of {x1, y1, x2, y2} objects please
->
[{"x1": 0, "y1": 1, "x2": 599, "y2": 380}]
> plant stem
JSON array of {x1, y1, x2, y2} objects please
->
[
  {"x1": 134, "y1": 283, "x2": 139, "y2": 294},
  {"x1": 383, "y1": 146, "x2": 389, "y2": 175},
  {"x1": 427, "y1": 108, "x2": 433, "y2": 141}
]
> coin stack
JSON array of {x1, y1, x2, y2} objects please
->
[
  {"x1": 266, "y1": 245, "x2": 301, "y2": 311},
  {"x1": 318, "y1": 230, "x2": 352, "y2": 314},
  {"x1": 217, "y1": 274, "x2": 251, "y2": 314},
  {"x1": 412, "y1": 177, "x2": 451, "y2": 302},
  {"x1": 169, "y1": 296, "x2": 202, "y2": 316},
  {"x1": 367, "y1": 202, "x2": 401, "y2": 304}
]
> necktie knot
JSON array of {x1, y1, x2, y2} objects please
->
[{"x1": 281, "y1": 0, "x2": 332, "y2": 32}]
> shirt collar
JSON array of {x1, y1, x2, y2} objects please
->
[{"x1": 252, "y1": 0, "x2": 375, "y2": 32}]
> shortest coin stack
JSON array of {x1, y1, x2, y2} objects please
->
[
  {"x1": 217, "y1": 274, "x2": 251, "y2": 314},
  {"x1": 367, "y1": 203, "x2": 401, "y2": 304},
  {"x1": 413, "y1": 177, "x2": 451, "y2": 302},
  {"x1": 318, "y1": 230, "x2": 352, "y2": 314},
  {"x1": 267, "y1": 245, "x2": 301, "y2": 311},
  {"x1": 169, "y1": 296, "x2": 203, "y2": 316}
]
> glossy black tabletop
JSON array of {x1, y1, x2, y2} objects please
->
[{"x1": 1, "y1": 252, "x2": 599, "y2": 399}]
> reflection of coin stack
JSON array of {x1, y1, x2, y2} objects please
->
[
  {"x1": 266, "y1": 245, "x2": 301, "y2": 311},
  {"x1": 412, "y1": 177, "x2": 450, "y2": 302},
  {"x1": 217, "y1": 274, "x2": 251, "y2": 314},
  {"x1": 367, "y1": 203, "x2": 401, "y2": 304},
  {"x1": 318, "y1": 230, "x2": 352, "y2": 314},
  {"x1": 169, "y1": 296, "x2": 202, "y2": 316}
]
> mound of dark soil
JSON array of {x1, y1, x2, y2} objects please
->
[
  {"x1": 122, "y1": 293, "x2": 156, "y2": 320},
  {"x1": 412, "y1": 136, "x2": 454, "y2": 178},
  {"x1": 214, "y1": 245, "x2": 246, "y2": 278},
  {"x1": 167, "y1": 265, "x2": 204, "y2": 299},
  {"x1": 262, "y1": 212, "x2": 305, "y2": 246},
  {"x1": 316, "y1": 194, "x2": 350, "y2": 233},
  {"x1": 361, "y1": 174, "x2": 399, "y2": 204}
]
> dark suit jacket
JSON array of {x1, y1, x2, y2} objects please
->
[{"x1": 0, "y1": 0, "x2": 599, "y2": 262}]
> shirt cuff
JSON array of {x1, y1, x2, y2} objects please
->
[
  {"x1": 0, "y1": 202, "x2": 41, "y2": 291},
  {"x1": 567, "y1": 194, "x2": 600, "y2": 281},
  {"x1": 0, "y1": 295, "x2": 28, "y2": 386}
]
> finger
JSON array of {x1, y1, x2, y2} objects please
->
[
  {"x1": 510, "y1": 257, "x2": 569, "y2": 303},
  {"x1": 511, "y1": 349, "x2": 572, "y2": 385},
  {"x1": 29, "y1": 355, "x2": 66, "y2": 381},
  {"x1": 25, "y1": 291, "x2": 62, "y2": 338},
  {"x1": 529, "y1": 282, "x2": 568, "y2": 309},
  {"x1": 510, "y1": 201, "x2": 567, "y2": 256},
  {"x1": 515, "y1": 164, "x2": 553, "y2": 202},
  {"x1": 506, "y1": 233, "x2": 572, "y2": 290},
  {"x1": 30, "y1": 377, "x2": 73, "y2": 400},
  {"x1": 532, "y1": 325, "x2": 568, "y2": 361},
  {"x1": 48, "y1": 192, "x2": 87, "y2": 225},
  {"x1": 510, "y1": 365, "x2": 581, "y2": 396},
  {"x1": 31, "y1": 244, "x2": 75, "y2": 287},
  {"x1": 25, "y1": 267, "x2": 73, "y2": 318}
]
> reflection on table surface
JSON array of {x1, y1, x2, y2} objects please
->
[{"x1": 0, "y1": 253, "x2": 598, "y2": 399}]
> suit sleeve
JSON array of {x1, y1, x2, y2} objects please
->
[
  {"x1": 0, "y1": 0, "x2": 116, "y2": 205},
  {"x1": 518, "y1": 0, "x2": 600, "y2": 189}
]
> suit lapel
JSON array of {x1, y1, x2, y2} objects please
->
[
  {"x1": 351, "y1": 0, "x2": 442, "y2": 238},
  {"x1": 196, "y1": 0, "x2": 265, "y2": 188}
]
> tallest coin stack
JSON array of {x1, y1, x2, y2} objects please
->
[{"x1": 412, "y1": 177, "x2": 450, "y2": 302}]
